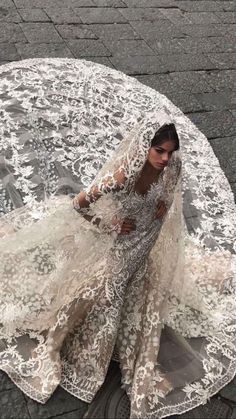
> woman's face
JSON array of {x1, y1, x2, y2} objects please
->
[{"x1": 147, "y1": 139, "x2": 176, "y2": 171}]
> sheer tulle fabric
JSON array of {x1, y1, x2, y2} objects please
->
[{"x1": 0, "y1": 59, "x2": 235, "y2": 418}]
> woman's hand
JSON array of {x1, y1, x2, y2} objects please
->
[
  {"x1": 155, "y1": 200, "x2": 167, "y2": 219},
  {"x1": 111, "y1": 216, "x2": 136, "y2": 235}
]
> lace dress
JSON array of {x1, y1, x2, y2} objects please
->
[
  {"x1": 112, "y1": 179, "x2": 165, "y2": 283},
  {"x1": 61, "y1": 175, "x2": 168, "y2": 408}
]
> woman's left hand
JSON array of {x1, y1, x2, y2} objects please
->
[{"x1": 155, "y1": 200, "x2": 167, "y2": 219}]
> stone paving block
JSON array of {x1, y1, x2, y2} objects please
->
[
  {"x1": 205, "y1": 70, "x2": 236, "y2": 92},
  {"x1": 149, "y1": 38, "x2": 184, "y2": 54},
  {"x1": 227, "y1": 93, "x2": 236, "y2": 109},
  {"x1": 230, "y1": 182, "x2": 236, "y2": 199},
  {"x1": 0, "y1": 43, "x2": 20, "y2": 60},
  {"x1": 221, "y1": 1, "x2": 236, "y2": 12},
  {"x1": 0, "y1": 7, "x2": 22, "y2": 22},
  {"x1": 188, "y1": 110, "x2": 236, "y2": 139},
  {"x1": 56, "y1": 24, "x2": 97, "y2": 39},
  {"x1": 177, "y1": 37, "x2": 218, "y2": 53},
  {"x1": 178, "y1": 24, "x2": 227, "y2": 38},
  {"x1": 102, "y1": 39, "x2": 154, "y2": 56},
  {"x1": 110, "y1": 54, "x2": 167, "y2": 74},
  {"x1": 185, "y1": 11, "x2": 221, "y2": 24},
  {"x1": 118, "y1": 7, "x2": 165, "y2": 21},
  {"x1": 210, "y1": 136, "x2": 236, "y2": 182},
  {"x1": 14, "y1": 0, "x2": 95, "y2": 7},
  {"x1": 19, "y1": 8, "x2": 50, "y2": 22},
  {"x1": 16, "y1": 42, "x2": 74, "y2": 59},
  {"x1": 179, "y1": 397, "x2": 232, "y2": 419},
  {"x1": 215, "y1": 11, "x2": 236, "y2": 23},
  {"x1": 211, "y1": 36, "x2": 236, "y2": 53},
  {"x1": 220, "y1": 377, "x2": 236, "y2": 402},
  {"x1": 135, "y1": 73, "x2": 179, "y2": 94},
  {"x1": 75, "y1": 7, "x2": 126, "y2": 23},
  {"x1": 0, "y1": 22, "x2": 26, "y2": 42},
  {"x1": 160, "y1": 53, "x2": 216, "y2": 72},
  {"x1": 93, "y1": 0, "x2": 127, "y2": 6},
  {"x1": 167, "y1": 91, "x2": 203, "y2": 113},
  {"x1": 158, "y1": 8, "x2": 192, "y2": 25},
  {"x1": 130, "y1": 20, "x2": 185, "y2": 41},
  {"x1": 20, "y1": 22, "x2": 63, "y2": 43},
  {"x1": 0, "y1": 0, "x2": 15, "y2": 6},
  {"x1": 83, "y1": 361, "x2": 129, "y2": 419},
  {"x1": 231, "y1": 109, "x2": 236, "y2": 120},
  {"x1": 85, "y1": 56, "x2": 114, "y2": 68},
  {"x1": 177, "y1": 1, "x2": 223, "y2": 12},
  {"x1": 66, "y1": 39, "x2": 111, "y2": 57},
  {"x1": 52, "y1": 409, "x2": 89, "y2": 419},
  {"x1": 0, "y1": 388, "x2": 30, "y2": 419},
  {"x1": 26, "y1": 386, "x2": 88, "y2": 419},
  {"x1": 194, "y1": 92, "x2": 234, "y2": 111},
  {"x1": 123, "y1": 0, "x2": 176, "y2": 7},
  {"x1": 206, "y1": 53, "x2": 236, "y2": 69},
  {"x1": 91, "y1": 23, "x2": 140, "y2": 40},
  {"x1": 226, "y1": 24, "x2": 236, "y2": 36},
  {"x1": 45, "y1": 9, "x2": 82, "y2": 24},
  {"x1": 0, "y1": 371, "x2": 15, "y2": 391}
]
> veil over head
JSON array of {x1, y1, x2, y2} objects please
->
[{"x1": 0, "y1": 58, "x2": 235, "y2": 418}]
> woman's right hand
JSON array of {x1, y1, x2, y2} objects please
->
[{"x1": 111, "y1": 216, "x2": 136, "y2": 235}]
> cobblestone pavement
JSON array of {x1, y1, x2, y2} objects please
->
[{"x1": 0, "y1": 0, "x2": 236, "y2": 418}]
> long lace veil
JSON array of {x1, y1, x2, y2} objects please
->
[{"x1": 0, "y1": 59, "x2": 235, "y2": 418}]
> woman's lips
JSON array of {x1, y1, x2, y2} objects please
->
[{"x1": 156, "y1": 163, "x2": 167, "y2": 167}]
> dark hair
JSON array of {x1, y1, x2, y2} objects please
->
[{"x1": 151, "y1": 123, "x2": 180, "y2": 150}]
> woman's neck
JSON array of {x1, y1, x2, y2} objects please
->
[
  {"x1": 141, "y1": 161, "x2": 162, "y2": 180},
  {"x1": 134, "y1": 162, "x2": 162, "y2": 195}
]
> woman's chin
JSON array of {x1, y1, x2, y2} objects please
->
[{"x1": 155, "y1": 164, "x2": 166, "y2": 171}]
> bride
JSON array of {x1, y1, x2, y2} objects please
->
[{"x1": 0, "y1": 58, "x2": 235, "y2": 419}]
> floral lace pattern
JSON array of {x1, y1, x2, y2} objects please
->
[{"x1": 0, "y1": 59, "x2": 235, "y2": 419}]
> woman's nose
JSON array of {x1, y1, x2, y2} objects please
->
[{"x1": 162, "y1": 153, "x2": 169, "y2": 162}]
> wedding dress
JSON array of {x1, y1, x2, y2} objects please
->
[{"x1": 0, "y1": 58, "x2": 235, "y2": 419}]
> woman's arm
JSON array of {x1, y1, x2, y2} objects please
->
[
  {"x1": 73, "y1": 169, "x2": 136, "y2": 234},
  {"x1": 73, "y1": 190, "x2": 98, "y2": 224}
]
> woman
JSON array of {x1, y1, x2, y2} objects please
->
[
  {"x1": 0, "y1": 58, "x2": 235, "y2": 419},
  {"x1": 73, "y1": 123, "x2": 179, "y2": 233}
]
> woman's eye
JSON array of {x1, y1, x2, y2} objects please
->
[{"x1": 155, "y1": 149, "x2": 173, "y2": 157}]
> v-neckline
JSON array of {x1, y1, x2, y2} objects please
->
[{"x1": 132, "y1": 171, "x2": 164, "y2": 198}]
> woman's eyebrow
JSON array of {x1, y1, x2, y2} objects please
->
[{"x1": 155, "y1": 146, "x2": 174, "y2": 152}]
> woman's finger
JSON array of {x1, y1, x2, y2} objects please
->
[
  {"x1": 123, "y1": 218, "x2": 135, "y2": 224},
  {"x1": 121, "y1": 227, "x2": 134, "y2": 233},
  {"x1": 156, "y1": 205, "x2": 167, "y2": 218},
  {"x1": 120, "y1": 225, "x2": 135, "y2": 233},
  {"x1": 119, "y1": 230, "x2": 130, "y2": 235},
  {"x1": 122, "y1": 222, "x2": 136, "y2": 229},
  {"x1": 121, "y1": 225, "x2": 132, "y2": 231}
]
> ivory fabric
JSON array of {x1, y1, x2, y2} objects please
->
[{"x1": 0, "y1": 58, "x2": 235, "y2": 418}]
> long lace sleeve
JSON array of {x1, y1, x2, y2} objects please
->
[{"x1": 73, "y1": 168, "x2": 126, "y2": 232}]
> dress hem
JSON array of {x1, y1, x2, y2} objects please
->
[{"x1": 1, "y1": 360, "x2": 236, "y2": 418}]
